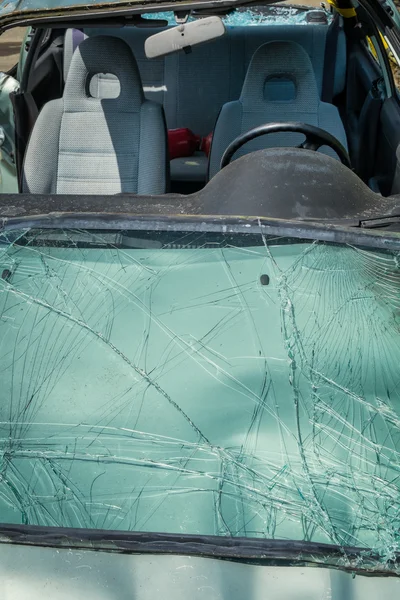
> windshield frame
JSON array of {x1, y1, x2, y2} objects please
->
[{"x1": 2, "y1": 194, "x2": 400, "y2": 251}]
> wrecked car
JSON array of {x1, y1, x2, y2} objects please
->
[{"x1": 0, "y1": 0, "x2": 400, "y2": 596}]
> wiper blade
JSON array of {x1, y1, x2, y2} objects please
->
[
  {"x1": 0, "y1": 523, "x2": 398, "y2": 576},
  {"x1": 358, "y1": 215, "x2": 400, "y2": 228}
]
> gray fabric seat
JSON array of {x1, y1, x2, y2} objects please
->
[
  {"x1": 23, "y1": 35, "x2": 167, "y2": 195},
  {"x1": 208, "y1": 41, "x2": 348, "y2": 179},
  {"x1": 63, "y1": 24, "x2": 347, "y2": 184}
]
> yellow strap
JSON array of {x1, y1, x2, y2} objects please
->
[
  {"x1": 326, "y1": 0, "x2": 357, "y2": 18},
  {"x1": 380, "y1": 32, "x2": 389, "y2": 51},
  {"x1": 367, "y1": 36, "x2": 378, "y2": 60},
  {"x1": 367, "y1": 33, "x2": 397, "y2": 66},
  {"x1": 337, "y1": 7, "x2": 357, "y2": 17}
]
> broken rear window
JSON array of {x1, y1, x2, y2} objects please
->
[
  {"x1": 143, "y1": 5, "x2": 332, "y2": 26},
  {"x1": 0, "y1": 228, "x2": 399, "y2": 571}
]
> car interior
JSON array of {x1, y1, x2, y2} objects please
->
[{"x1": 9, "y1": 2, "x2": 400, "y2": 203}]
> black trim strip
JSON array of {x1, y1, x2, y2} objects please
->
[{"x1": 0, "y1": 523, "x2": 398, "y2": 576}]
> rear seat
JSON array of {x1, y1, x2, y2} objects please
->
[{"x1": 65, "y1": 22, "x2": 346, "y2": 182}]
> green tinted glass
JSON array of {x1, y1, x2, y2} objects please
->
[{"x1": 0, "y1": 229, "x2": 399, "y2": 565}]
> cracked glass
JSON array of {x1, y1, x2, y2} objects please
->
[{"x1": 0, "y1": 227, "x2": 399, "y2": 570}]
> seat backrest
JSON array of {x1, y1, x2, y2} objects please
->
[
  {"x1": 63, "y1": 22, "x2": 346, "y2": 138},
  {"x1": 24, "y1": 35, "x2": 167, "y2": 195},
  {"x1": 208, "y1": 40, "x2": 348, "y2": 178},
  {"x1": 239, "y1": 40, "x2": 320, "y2": 111}
]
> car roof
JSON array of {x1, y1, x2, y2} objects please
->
[{"x1": 0, "y1": 0, "x2": 397, "y2": 31}]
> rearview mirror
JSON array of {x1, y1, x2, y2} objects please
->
[{"x1": 145, "y1": 16, "x2": 226, "y2": 59}]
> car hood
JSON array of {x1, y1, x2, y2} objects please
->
[{"x1": 1, "y1": 549, "x2": 400, "y2": 597}]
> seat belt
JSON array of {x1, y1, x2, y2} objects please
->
[
  {"x1": 323, "y1": 0, "x2": 360, "y2": 102},
  {"x1": 356, "y1": 77, "x2": 384, "y2": 182},
  {"x1": 322, "y1": 15, "x2": 341, "y2": 103},
  {"x1": 10, "y1": 90, "x2": 39, "y2": 189}
]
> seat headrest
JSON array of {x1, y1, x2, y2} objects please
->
[
  {"x1": 64, "y1": 35, "x2": 144, "y2": 112},
  {"x1": 240, "y1": 41, "x2": 319, "y2": 111}
]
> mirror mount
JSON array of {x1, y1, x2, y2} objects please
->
[{"x1": 174, "y1": 10, "x2": 190, "y2": 24}]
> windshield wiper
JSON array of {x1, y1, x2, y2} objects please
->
[
  {"x1": 358, "y1": 214, "x2": 400, "y2": 228},
  {"x1": 0, "y1": 523, "x2": 398, "y2": 576}
]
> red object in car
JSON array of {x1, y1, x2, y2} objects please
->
[
  {"x1": 200, "y1": 132, "x2": 213, "y2": 157},
  {"x1": 168, "y1": 128, "x2": 201, "y2": 160}
]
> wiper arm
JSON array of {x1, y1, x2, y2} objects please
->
[{"x1": 0, "y1": 523, "x2": 398, "y2": 576}]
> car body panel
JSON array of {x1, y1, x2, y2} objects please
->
[{"x1": 1, "y1": 545, "x2": 400, "y2": 599}]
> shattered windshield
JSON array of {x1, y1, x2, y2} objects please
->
[
  {"x1": 142, "y1": 6, "x2": 332, "y2": 26},
  {"x1": 0, "y1": 227, "x2": 400, "y2": 573}
]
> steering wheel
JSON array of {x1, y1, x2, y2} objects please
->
[{"x1": 220, "y1": 122, "x2": 351, "y2": 169}]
